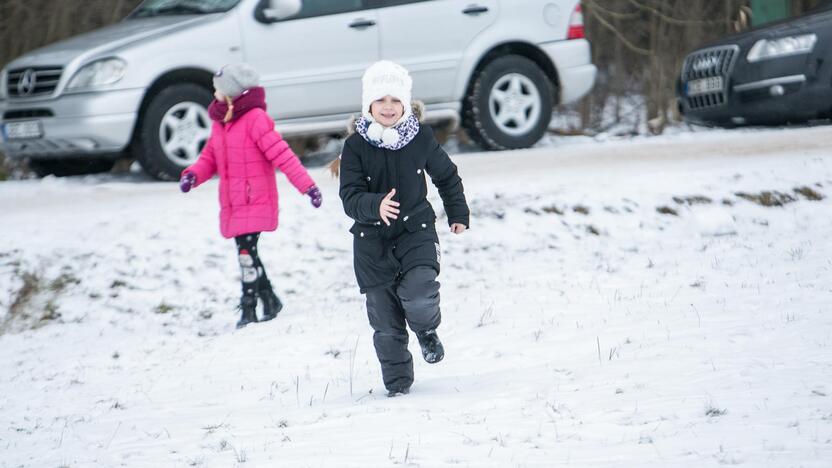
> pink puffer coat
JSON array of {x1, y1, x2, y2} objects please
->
[{"x1": 184, "y1": 108, "x2": 315, "y2": 239}]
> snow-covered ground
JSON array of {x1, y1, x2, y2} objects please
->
[{"x1": 1, "y1": 126, "x2": 831, "y2": 467}]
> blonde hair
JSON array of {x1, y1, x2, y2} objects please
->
[
  {"x1": 328, "y1": 156, "x2": 341, "y2": 178},
  {"x1": 223, "y1": 96, "x2": 234, "y2": 123}
]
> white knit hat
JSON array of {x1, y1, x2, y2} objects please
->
[
  {"x1": 213, "y1": 63, "x2": 260, "y2": 99},
  {"x1": 361, "y1": 60, "x2": 413, "y2": 126}
]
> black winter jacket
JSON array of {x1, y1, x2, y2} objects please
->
[{"x1": 340, "y1": 125, "x2": 469, "y2": 292}]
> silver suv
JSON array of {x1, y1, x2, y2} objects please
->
[{"x1": 0, "y1": 0, "x2": 596, "y2": 180}]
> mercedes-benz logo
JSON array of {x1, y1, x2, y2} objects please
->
[{"x1": 17, "y1": 69, "x2": 36, "y2": 96}]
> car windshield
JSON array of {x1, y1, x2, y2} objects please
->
[{"x1": 130, "y1": 0, "x2": 241, "y2": 18}]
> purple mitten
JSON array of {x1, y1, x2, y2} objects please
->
[
  {"x1": 306, "y1": 185, "x2": 322, "y2": 208},
  {"x1": 179, "y1": 172, "x2": 196, "y2": 193}
]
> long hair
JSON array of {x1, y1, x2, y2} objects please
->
[
  {"x1": 223, "y1": 96, "x2": 234, "y2": 123},
  {"x1": 329, "y1": 156, "x2": 341, "y2": 178}
]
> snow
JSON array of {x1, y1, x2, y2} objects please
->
[{"x1": 1, "y1": 126, "x2": 831, "y2": 467}]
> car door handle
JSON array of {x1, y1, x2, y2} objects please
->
[
  {"x1": 462, "y1": 5, "x2": 489, "y2": 15},
  {"x1": 349, "y1": 19, "x2": 376, "y2": 29}
]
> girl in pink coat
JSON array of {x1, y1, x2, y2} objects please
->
[{"x1": 179, "y1": 63, "x2": 322, "y2": 329}]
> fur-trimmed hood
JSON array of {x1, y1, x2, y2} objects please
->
[
  {"x1": 346, "y1": 100, "x2": 425, "y2": 137},
  {"x1": 330, "y1": 101, "x2": 425, "y2": 178}
]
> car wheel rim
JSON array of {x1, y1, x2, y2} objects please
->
[
  {"x1": 488, "y1": 73, "x2": 542, "y2": 137},
  {"x1": 158, "y1": 101, "x2": 210, "y2": 166}
]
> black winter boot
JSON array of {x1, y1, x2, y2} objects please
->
[
  {"x1": 416, "y1": 329, "x2": 444, "y2": 363},
  {"x1": 259, "y1": 284, "x2": 283, "y2": 322},
  {"x1": 387, "y1": 386, "x2": 411, "y2": 398},
  {"x1": 236, "y1": 296, "x2": 258, "y2": 329}
]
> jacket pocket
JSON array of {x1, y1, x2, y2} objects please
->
[
  {"x1": 349, "y1": 223, "x2": 397, "y2": 291},
  {"x1": 245, "y1": 180, "x2": 252, "y2": 205},
  {"x1": 349, "y1": 223, "x2": 381, "y2": 241},
  {"x1": 402, "y1": 206, "x2": 437, "y2": 233}
]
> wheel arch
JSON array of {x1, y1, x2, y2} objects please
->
[
  {"x1": 462, "y1": 42, "x2": 561, "y2": 107},
  {"x1": 130, "y1": 67, "x2": 215, "y2": 147}
]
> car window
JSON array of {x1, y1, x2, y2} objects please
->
[
  {"x1": 281, "y1": 0, "x2": 367, "y2": 20},
  {"x1": 131, "y1": 0, "x2": 242, "y2": 18},
  {"x1": 366, "y1": 0, "x2": 431, "y2": 7},
  {"x1": 813, "y1": 1, "x2": 832, "y2": 10}
]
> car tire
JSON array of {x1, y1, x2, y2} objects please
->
[
  {"x1": 28, "y1": 158, "x2": 116, "y2": 177},
  {"x1": 463, "y1": 55, "x2": 555, "y2": 151},
  {"x1": 133, "y1": 83, "x2": 212, "y2": 181}
]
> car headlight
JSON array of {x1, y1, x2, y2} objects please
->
[
  {"x1": 747, "y1": 33, "x2": 817, "y2": 62},
  {"x1": 67, "y1": 58, "x2": 127, "y2": 91}
]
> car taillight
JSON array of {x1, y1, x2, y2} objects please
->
[{"x1": 567, "y1": 4, "x2": 585, "y2": 40}]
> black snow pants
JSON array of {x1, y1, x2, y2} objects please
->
[
  {"x1": 365, "y1": 266, "x2": 441, "y2": 392},
  {"x1": 234, "y1": 233, "x2": 273, "y2": 300}
]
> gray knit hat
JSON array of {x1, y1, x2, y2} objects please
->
[{"x1": 213, "y1": 63, "x2": 260, "y2": 98}]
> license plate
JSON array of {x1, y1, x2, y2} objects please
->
[
  {"x1": 2, "y1": 120, "x2": 43, "y2": 140},
  {"x1": 687, "y1": 76, "x2": 724, "y2": 96}
]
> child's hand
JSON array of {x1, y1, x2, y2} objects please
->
[
  {"x1": 379, "y1": 188, "x2": 399, "y2": 226},
  {"x1": 450, "y1": 223, "x2": 466, "y2": 234},
  {"x1": 179, "y1": 172, "x2": 196, "y2": 193},
  {"x1": 306, "y1": 185, "x2": 322, "y2": 208}
]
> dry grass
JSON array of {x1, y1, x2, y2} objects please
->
[
  {"x1": 794, "y1": 186, "x2": 825, "y2": 201},
  {"x1": 2, "y1": 271, "x2": 42, "y2": 335},
  {"x1": 542, "y1": 205, "x2": 564, "y2": 215},
  {"x1": 573, "y1": 205, "x2": 590, "y2": 215},
  {"x1": 2, "y1": 268, "x2": 79, "y2": 335},
  {"x1": 656, "y1": 206, "x2": 679, "y2": 216},
  {"x1": 735, "y1": 191, "x2": 796, "y2": 207},
  {"x1": 673, "y1": 195, "x2": 712, "y2": 206},
  {"x1": 8, "y1": 271, "x2": 41, "y2": 318}
]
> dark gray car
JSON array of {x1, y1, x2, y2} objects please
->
[{"x1": 678, "y1": 1, "x2": 832, "y2": 127}]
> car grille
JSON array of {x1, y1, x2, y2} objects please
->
[
  {"x1": 681, "y1": 45, "x2": 739, "y2": 110},
  {"x1": 6, "y1": 66, "x2": 63, "y2": 98}
]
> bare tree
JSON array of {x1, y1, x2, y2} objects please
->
[
  {"x1": 0, "y1": 0, "x2": 140, "y2": 177},
  {"x1": 580, "y1": 0, "x2": 750, "y2": 134},
  {"x1": 0, "y1": 0, "x2": 828, "y2": 178},
  {"x1": 0, "y1": 0, "x2": 141, "y2": 71}
]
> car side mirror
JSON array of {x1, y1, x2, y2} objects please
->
[{"x1": 254, "y1": 0, "x2": 302, "y2": 24}]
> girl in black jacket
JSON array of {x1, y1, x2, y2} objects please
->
[{"x1": 333, "y1": 61, "x2": 470, "y2": 397}]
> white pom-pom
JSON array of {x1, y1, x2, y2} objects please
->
[
  {"x1": 367, "y1": 122, "x2": 385, "y2": 141},
  {"x1": 381, "y1": 128, "x2": 400, "y2": 146}
]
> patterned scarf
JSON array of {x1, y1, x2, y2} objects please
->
[
  {"x1": 355, "y1": 114, "x2": 420, "y2": 151},
  {"x1": 208, "y1": 86, "x2": 267, "y2": 123}
]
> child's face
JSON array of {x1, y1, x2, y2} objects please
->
[
  {"x1": 214, "y1": 89, "x2": 226, "y2": 101},
  {"x1": 370, "y1": 96, "x2": 404, "y2": 127}
]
